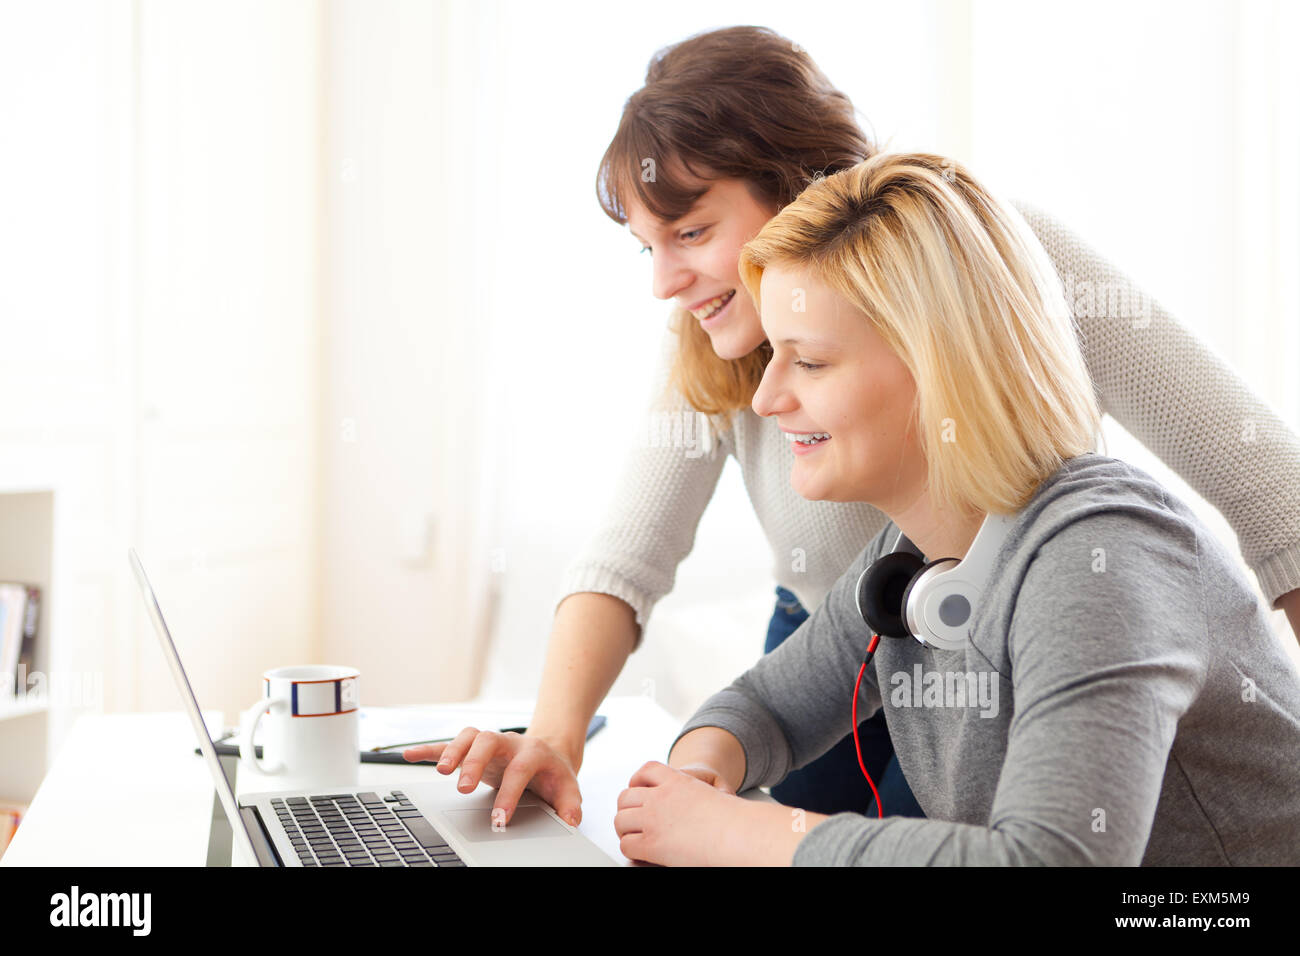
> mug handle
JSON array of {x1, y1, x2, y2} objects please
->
[{"x1": 239, "y1": 695, "x2": 289, "y2": 776}]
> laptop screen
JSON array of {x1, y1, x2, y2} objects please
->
[{"x1": 128, "y1": 548, "x2": 261, "y2": 865}]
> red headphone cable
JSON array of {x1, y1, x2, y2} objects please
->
[{"x1": 853, "y1": 632, "x2": 884, "y2": 819}]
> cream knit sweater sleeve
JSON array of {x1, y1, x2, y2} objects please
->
[{"x1": 1014, "y1": 200, "x2": 1300, "y2": 607}]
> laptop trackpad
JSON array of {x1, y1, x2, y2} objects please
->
[{"x1": 444, "y1": 805, "x2": 569, "y2": 842}]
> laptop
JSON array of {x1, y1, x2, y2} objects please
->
[{"x1": 129, "y1": 548, "x2": 616, "y2": 867}]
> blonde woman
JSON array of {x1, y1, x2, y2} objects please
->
[
  {"x1": 408, "y1": 26, "x2": 1300, "y2": 833},
  {"x1": 611, "y1": 153, "x2": 1300, "y2": 865}
]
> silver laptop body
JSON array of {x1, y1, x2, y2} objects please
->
[{"x1": 130, "y1": 548, "x2": 616, "y2": 867}]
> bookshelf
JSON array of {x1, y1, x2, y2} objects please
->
[{"x1": 0, "y1": 490, "x2": 53, "y2": 809}]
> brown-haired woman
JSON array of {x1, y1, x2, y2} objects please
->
[{"x1": 405, "y1": 25, "x2": 1300, "y2": 837}]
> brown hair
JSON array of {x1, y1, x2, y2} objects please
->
[{"x1": 595, "y1": 26, "x2": 876, "y2": 416}]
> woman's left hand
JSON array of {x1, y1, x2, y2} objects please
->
[{"x1": 614, "y1": 760, "x2": 776, "y2": 866}]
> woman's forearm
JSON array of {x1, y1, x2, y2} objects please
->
[
  {"x1": 667, "y1": 726, "x2": 748, "y2": 793},
  {"x1": 526, "y1": 592, "x2": 639, "y2": 771}
]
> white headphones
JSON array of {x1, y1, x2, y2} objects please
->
[{"x1": 853, "y1": 512, "x2": 1017, "y2": 651}]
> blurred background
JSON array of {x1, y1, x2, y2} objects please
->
[{"x1": 1, "y1": 0, "x2": 1297, "y2": 815}]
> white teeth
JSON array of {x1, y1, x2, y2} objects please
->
[
  {"x1": 786, "y1": 432, "x2": 830, "y2": 444},
  {"x1": 691, "y1": 289, "x2": 736, "y2": 320}
]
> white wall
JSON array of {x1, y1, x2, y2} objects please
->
[
  {"x1": 320, "y1": 0, "x2": 497, "y2": 706},
  {"x1": 0, "y1": 0, "x2": 323, "y2": 740},
  {"x1": 0, "y1": 2, "x2": 124, "y2": 765},
  {"x1": 130, "y1": 0, "x2": 323, "y2": 720}
]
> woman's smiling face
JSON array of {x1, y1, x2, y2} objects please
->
[
  {"x1": 625, "y1": 178, "x2": 777, "y2": 360},
  {"x1": 751, "y1": 264, "x2": 927, "y2": 510}
]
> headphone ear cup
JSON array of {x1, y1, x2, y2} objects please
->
[
  {"x1": 857, "y1": 550, "x2": 926, "y2": 639},
  {"x1": 899, "y1": 558, "x2": 959, "y2": 641}
]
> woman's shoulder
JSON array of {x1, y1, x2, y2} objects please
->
[
  {"x1": 1010, "y1": 453, "x2": 1201, "y2": 558},
  {"x1": 1026, "y1": 452, "x2": 1178, "y2": 509},
  {"x1": 993, "y1": 452, "x2": 1245, "y2": 640},
  {"x1": 989, "y1": 454, "x2": 1218, "y2": 669}
]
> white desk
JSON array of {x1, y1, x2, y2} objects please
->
[{"x1": 1, "y1": 696, "x2": 687, "y2": 866}]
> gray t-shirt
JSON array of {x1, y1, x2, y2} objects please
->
[{"x1": 675, "y1": 453, "x2": 1300, "y2": 865}]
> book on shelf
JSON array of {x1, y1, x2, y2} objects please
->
[{"x1": 0, "y1": 583, "x2": 40, "y2": 701}]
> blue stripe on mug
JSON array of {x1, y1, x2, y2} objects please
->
[
  {"x1": 289, "y1": 678, "x2": 351, "y2": 717},
  {"x1": 291, "y1": 681, "x2": 299, "y2": 717}
]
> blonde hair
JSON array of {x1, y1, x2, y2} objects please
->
[{"x1": 737, "y1": 153, "x2": 1102, "y2": 516}]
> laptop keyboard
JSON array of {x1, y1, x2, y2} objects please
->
[{"x1": 270, "y1": 790, "x2": 466, "y2": 867}]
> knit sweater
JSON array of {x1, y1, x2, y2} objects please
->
[
  {"x1": 674, "y1": 453, "x2": 1300, "y2": 865},
  {"x1": 557, "y1": 201, "x2": 1300, "y2": 637}
]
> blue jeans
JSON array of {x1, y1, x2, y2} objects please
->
[{"x1": 764, "y1": 586, "x2": 925, "y2": 818}]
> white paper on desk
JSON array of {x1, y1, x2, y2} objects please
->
[{"x1": 233, "y1": 705, "x2": 535, "y2": 753}]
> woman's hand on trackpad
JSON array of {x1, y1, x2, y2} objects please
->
[{"x1": 403, "y1": 727, "x2": 583, "y2": 828}]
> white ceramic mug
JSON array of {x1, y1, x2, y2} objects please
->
[{"x1": 239, "y1": 665, "x2": 360, "y2": 791}]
